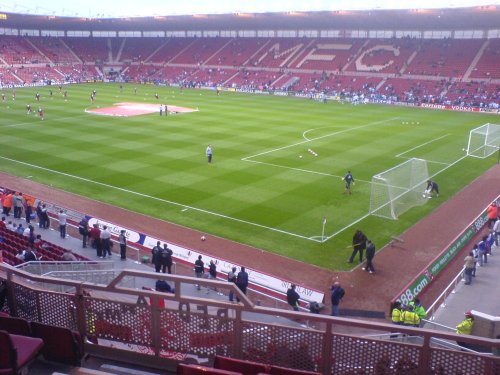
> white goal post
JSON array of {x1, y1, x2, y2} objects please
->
[
  {"x1": 466, "y1": 123, "x2": 500, "y2": 159},
  {"x1": 370, "y1": 158, "x2": 429, "y2": 220}
]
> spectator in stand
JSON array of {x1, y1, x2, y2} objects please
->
[
  {"x1": 0, "y1": 216, "x2": 6, "y2": 229},
  {"x1": 12, "y1": 192, "x2": 23, "y2": 219},
  {"x1": 118, "y1": 230, "x2": 127, "y2": 260},
  {"x1": 24, "y1": 200, "x2": 32, "y2": 224},
  {"x1": 7, "y1": 221, "x2": 16, "y2": 231},
  {"x1": 464, "y1": 251, "x2": 475, "y2": 285},
  {"x1": 162, "y1": 244, "x2": 173, "y2": 274},
  {"x1": 58, "y1": 210, "x2": 67, "y2": 238},
  {"x1": 100, "y1": 225, "x2": 111, "y2": 257},
  {"x1": 477, "y1": 235, "x2": 488, "y2": 266},
  {"x1": 194, "y1": 255, "x2": 205, "y2": 291},
  {"x1": 15, "y1": 223, "x2": 24, "y2": 235},
  {"x1": 23, "y1": 247, "x2": 37, "y2": 262},
  {"x1": 62, "y1": 249, "x2": 77, "y2": 262},
  {"x1": 89, "y1": 224, "x2": 102, "y2": 258},
  {"x1": 487, "y1": 202, "x2": 498, "y2": 229},
  {"x1": 78, "y1": 218, "x2": 89, "y2": 248},
  {"x1": 33, "y1": 234, "x2": 43, "y2": 247},
  {"x1": 330, "y1": 281, "x2": 345, "y2": 316},
  {"x1": 236, "y1": 266, "x2": 249, "y2": 301},
  {"x1": 40, "y1": 204, "x2": 50, "y2": 229},
  {"x1": 36, "y1": 202, "x2": 43, "y2": 227},
  {"x1": 286, "y1": 284, "x2": 300, "y2": 311},
  {"x1": 227, "y1": 266, "x2": 237, "y2": 302},
  {"x1": 2, "y1": 192, "x2": 12, "y2": 216},
  {"x1": 208, "y1": 260, "x2": 217, "y2": 293},
  {"x1": 494, "y1": 215, "x2": 500, "y2": 247},
  {"x1": 151, "y1": 241, "x2": 162, "y2": 273}
]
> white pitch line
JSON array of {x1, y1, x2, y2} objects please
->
[
  {"x1": 395, "y1": 134, "x2": 450, "y2": 157},
  {"x1": 245, "y1": 158, "x2": 372, "y2": 183},
  {"x1": 242, "y1": 117, "x2": 400, "y2": 161},
  {"x1": 1, "y1": 114, "x2": 90, "y2": 128},
  {"x1": 320, "y1": 152, "x2": 469, "y2": 242},
  {"x1": 0, "y1": 155, "x2": 319, "y2": 242}
]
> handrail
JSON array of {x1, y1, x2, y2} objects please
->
[
  {"x1": 421, "y1": 319, "x2": 455, "y2": 331},
  {"x1": 426, "y1": 266, "x2": 465, "y2": 320}
]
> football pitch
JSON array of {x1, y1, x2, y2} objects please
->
[{"x1": 0, "y1": 83, "x2": 497, "y2": 269}]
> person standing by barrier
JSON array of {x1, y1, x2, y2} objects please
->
[
  {"x1": 236, "y1": 266, "x2": 249, "y2": 302},
  {"x1": 410, "y1": 299, "x2": 427, "y2": 326},
  {"x1": 152, "y1": 241, "x2": 162, "y2": 273},
  {"x1": 162, "y1": 244, "x2": 173, "y2": 274},
  {"x1": 456, "y1": 311, "x2": 474, "y2": 349},
  {"x1": 487, "y1": 202, "x2": 498, "y2": 229},
  {"x1": 118, "y1": 230, "x2": 127, "y2": 260},
  {"x1": 58, "y1": 210, "x2": 67, "y2": 238},
  {"x1": 464, "y1": 251, "x2": 475, "y2": 285},
  {"x1": 227, "y1": 266, "x2": 237, "y2": 302},
  {"x1": 194, "y1": 255, "x2": 205, "y2": 290},
  {"x1": 401, "y1": 305, "x2": 420, "y2": 327},
  {"x1": 330, "y1": 281, "x2": 345, "y2": 316},
  {"x1": 78, "y1": 218, "x2": 89, "y2": 248},
  {"x1": 391, "y1": 301, "x2": 403, "y2": 325},
  {"x1": 286, "y1": 284, "x2": 300, "y2": 311}
]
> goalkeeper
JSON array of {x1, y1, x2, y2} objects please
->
[
  {"x1": 343, "y1": 171, "x2": 355, "y2": 195},
  {"x1": 424, "y1": 180, "x2": 439, "y2": 198}
]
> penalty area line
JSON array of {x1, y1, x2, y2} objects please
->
[
  {"x1": 0, "y1": 155, "x2": 318, "y2": 243},
  {"x1": 395, "y1": 134, "x2": 450, "y2": 158}
]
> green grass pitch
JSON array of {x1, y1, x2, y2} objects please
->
[{"x1": 0, "y1": 83, "x2": 497, "y2": 270}]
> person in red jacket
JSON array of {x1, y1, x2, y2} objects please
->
[
  {"x1": 89, "y1": 224, "x2": 102, "y2": 258},
  {"x1": 487, "y1": 202, "x2": 498, "y2": 229}
]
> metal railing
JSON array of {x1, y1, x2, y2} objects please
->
[
  {"x1": 1, "y1": 264, "x2": 499, "y2": 375},
  {"x1": 425, "y1": 266, "x2": 465, "y2": 320}
]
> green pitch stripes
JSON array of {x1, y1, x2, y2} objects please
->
[{"x1": 0, "y1": 83, "x2": 497, "y2": 269}]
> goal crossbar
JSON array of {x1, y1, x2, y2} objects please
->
[{"x1": 369, "y1": 158, "x2": 429, "y2": 220}]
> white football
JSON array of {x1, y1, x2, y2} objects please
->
[
  {"x1": 422, "y1": 194, "x2": 426, "y2": 198},
  {"x1": 201, "y1": 235, "x2": 206, "y2": 241}
]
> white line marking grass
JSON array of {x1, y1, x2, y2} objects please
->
[
  {"x1": 0, "y1": 155, "x2": 320, "y2": 242},
  {"x1": 242, "y1": 117, "x2": 400, "y2": 161},
  {"x1": 395, "y1": 134, "x2": 450, "y2": 157}
]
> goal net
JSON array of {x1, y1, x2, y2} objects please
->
[
  {"x1": 466, "y1": 123, "x2": 500, "y2": 159},
  {"x1": 370, "y1": 158, "x2": 429, "y2": 220}
]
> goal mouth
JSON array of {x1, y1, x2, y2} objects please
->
[
  {"x1": 466, "y1": 123, "x2": 500, "y2": 159},
  {"x1": 85, "y1": 102, "x2": 199, "y2": 117},
  {"x1": 370, "y1": 158, "x2": 429, "y2": 220}
]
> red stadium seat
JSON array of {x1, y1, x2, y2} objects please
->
[
  {"x1": 0, "y1": 316, "x2": 31, "y2": 336},
  {"x1": 0, "y1": 330, "x2": 43, "y2": 375},
  {"x1": 214, "y1": 356, "x2": 270, "y2": 375},
  {"x1": 30, "y1": 321, "x2": 85, "y2": 366},
  {"x1": 269, "y1": 365, "x2": 320, "y2": 375},
  {"x1": 177, "y1": 363, "x2": 243, "y2": 375}
]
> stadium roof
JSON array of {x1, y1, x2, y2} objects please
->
[
  {"x1": 0, "y1": 4, "x2": 498, "y2": 31},
  {"x1": 1, "y1": 0, "x2": 499, "y2": 18}
]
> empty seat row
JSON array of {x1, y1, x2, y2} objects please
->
[
  {"x1": 177, "y1": 356, "x2": 320, "y2": 375},
  {"x1": 0, "y1": 315, "x2": 84, "y2": 367}
]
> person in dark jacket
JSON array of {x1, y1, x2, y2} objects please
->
[
  {"x1": 362, "y1": 239, "x2": 376, "y2": 274},
  {"x1": 348, "y1": 229, "x2": 367, "y2": 263},
  {"x1": 235, "y1": 266, "x2": 249, "y2": 302},
  {"x1": 162, "y1": 244, "x2": 173, "y2": 274},
  {"x1": 286, "y1": 284, "x2": 300, "y2": 311}
]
